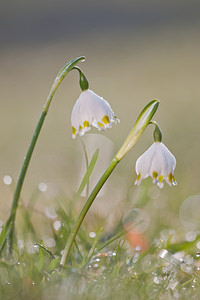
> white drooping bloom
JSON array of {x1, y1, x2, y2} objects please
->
[
  {"x1": 71, "y1": 89, "x2": 119, "y2": 139},
  {"x1": 135, "y1": 142, "x2": 177, "y2": 188}
]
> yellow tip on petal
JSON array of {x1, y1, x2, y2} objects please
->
[
  {"x1": 97, "y1": 122, "x2": 104, "y2": 128},
  {"x1": 83, "y1": 120, "x2": 89, "y2": 128},
  {"x1": 152, "y1": 171, "x2": 158, "y2": 183},
  {"x1": 72, "y1": 126, "x2": 77, "y2": 135},
  {"x1": 135, "y1": 173, "x2": 142, "y2": 185},
  {"x1": 152, "y1": 171, "x2": 158, "y2": 180},
  {"x1": 102, "y1": 115, "x2": 110, "y2": 124},
  {"x1": 168, "y1": 173, "x2": 173, "y2": 184},
  {"x1": 79, "y1": 125, "x2": 83, "y2": 130},
  {"x1": 135, "y1": 173, "x2": 141, "y2": 182},
  {"x1": 172, "y1": 175, "x2": 177, "y2": 186},
  {"x1": 158, "y1": 175, "x2": 163, "y2": 183}
]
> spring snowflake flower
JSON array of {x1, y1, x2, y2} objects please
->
[
  {"x1": 135, "y1": 142, "x2": 177, "y2": 188},
  {"x1": 71, "y1": 89, "x2": 119, "y2": 139}
]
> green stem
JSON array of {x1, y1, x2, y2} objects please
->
[
  {"x1": 0, "y1": 56, "x2": 85, "y2": 254},
  {"x1": 60, "y1": 157, "x2": 119, "y2": 266},
  {"x1": 97, "y1": 230, "x2": 126, "y2": 251},
  {"x1": 79, "y1": 137, "x2": 89, "y2": 198}
]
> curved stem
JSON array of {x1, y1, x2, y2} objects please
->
[
  {"x1": 0, "y1": 56, "x2": 85, "y2": 254},
  {"x1": 60, "y1": 157, "x2": 119, "y2": 266}
]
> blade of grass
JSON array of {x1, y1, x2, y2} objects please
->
[
  {"x1": 98, "y1": 230, "x2": 126, "y2": 252},
  {"x1": 83, "y1": 227, "x2": 104, "y2": 265},
  {"x1": 75, "y1": 148, "x2": 99, "y2": 199}
]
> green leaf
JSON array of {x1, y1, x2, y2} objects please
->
[{"x1": 75, "y1": 148, "x2": 99, "y2": 198}]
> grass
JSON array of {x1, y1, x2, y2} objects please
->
[{"x1": 1, "y1": 177, "x2": 200, "y2": 300}]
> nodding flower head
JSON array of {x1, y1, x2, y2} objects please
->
[
  {"x1": 71, "y1": 89, "x2": 119, "y2": 139},
  {"x1": 135, "y1": 142, "x2": 177, "y2": 188}
]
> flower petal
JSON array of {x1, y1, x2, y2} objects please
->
[
  {"x1": 135, "y1": 143, "x2": 157, "y2": 180},
  {"x1": 71, "y1": 89, "x2": 119, "y2": 138},
  {"x1": 135, "y1": 142, "x2": 177, "y2": 188}
]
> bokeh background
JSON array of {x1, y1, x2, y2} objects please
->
[{"x1": 1, "y1": 0, "x2": 200, "y2": 238}]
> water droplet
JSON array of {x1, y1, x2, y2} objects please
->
[
  {"x1": 38, "y1": 182, "x2": 48, "y2": 192},
  {"x1": 95, "y1": 258, "x2": 101, "y2": 262},
  {"x1": 184, "y1": 255, "x2": 193, "y2": 265},
  {"x1": 180, "y1": 263, "x2": 193, "y2": 274},
  {"x1": 89, "y1": 232, "x2": 96, "y2": 238},
  {"x1": 159, "y1": 249, "x2": 168, "y2": 259},
  {"x1": 44, "y1": 206, "x2": 57, "y2": 219},
  {"x1": 159, "y1": 249, "x2": 181, "y2": 265},
  {"x1": 186, "y1": 231, "x2": 196, "y2": 242},
  {"x1": 53, "y1": 220, "x2": 62, "y2": 231},
  {"x1": 135, "y1": 245, "x2": 141, "y2": 251},
  {"x1": 153, "y1": 276, "x2": 160, "y2": 284},
  {"x1": 3, "y1": 175, "x2": 12, "y2": 185},
  {"x1": 196, "y1": 251, "x2": 200, "y2": 258},
  {"x1": 173, "y1": 251, "x2": 184, "y2": 263}
]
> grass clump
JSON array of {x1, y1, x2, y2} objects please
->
[{"x1": 1, "y1": 181, "x2": 200, "y2": 300}]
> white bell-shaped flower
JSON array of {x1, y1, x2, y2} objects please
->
[
  {"x1": 71, "y1": 89, "x2": 119, "y2": 139},
  {"x1": 135, "y1": 142, "x2": 177, "y2": 188}
]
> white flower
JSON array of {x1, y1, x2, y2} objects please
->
[
  {"x1": 135, "y1": 142, "x2": 177, "y2": 188},
  {"x1": 71, "y1": 89, "x2": 119, "y2": 139}
]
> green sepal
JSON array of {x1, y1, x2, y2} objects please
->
[
  {"x1": 72, "y1": 66, "x2": 89, "y2": 91},
  {"x1": 153, "y1": 123, "x2": 162, "y2": 142}
]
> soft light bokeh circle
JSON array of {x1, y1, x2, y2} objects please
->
[
  {"x1": 179, "y1": 195, "x2": 200, "y2": 231},
  {"x1": 122, "y1": 208, "x2": 150, "y2": 234}
]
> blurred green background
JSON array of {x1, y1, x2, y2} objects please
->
[{"x1": 0, "y1": 0, "x2": 200, "y2": 233}]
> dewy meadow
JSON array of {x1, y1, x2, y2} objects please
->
[{"x1": 0, "y1": 56, "x2": 200, "y2": 300}]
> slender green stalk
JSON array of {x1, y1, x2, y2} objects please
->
[
  {"x1": 60, "y1": 158, "x2": 119, "y2": 266},
  {"x1": 79, "y1": 137, "x2": 90, "y2": 198},
  {"x1": 97, "y1": 230, "x2": 126, "y2": 251},
  {"x1": 0, "y1": 56, "x2": 85, "y2": 254}
]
